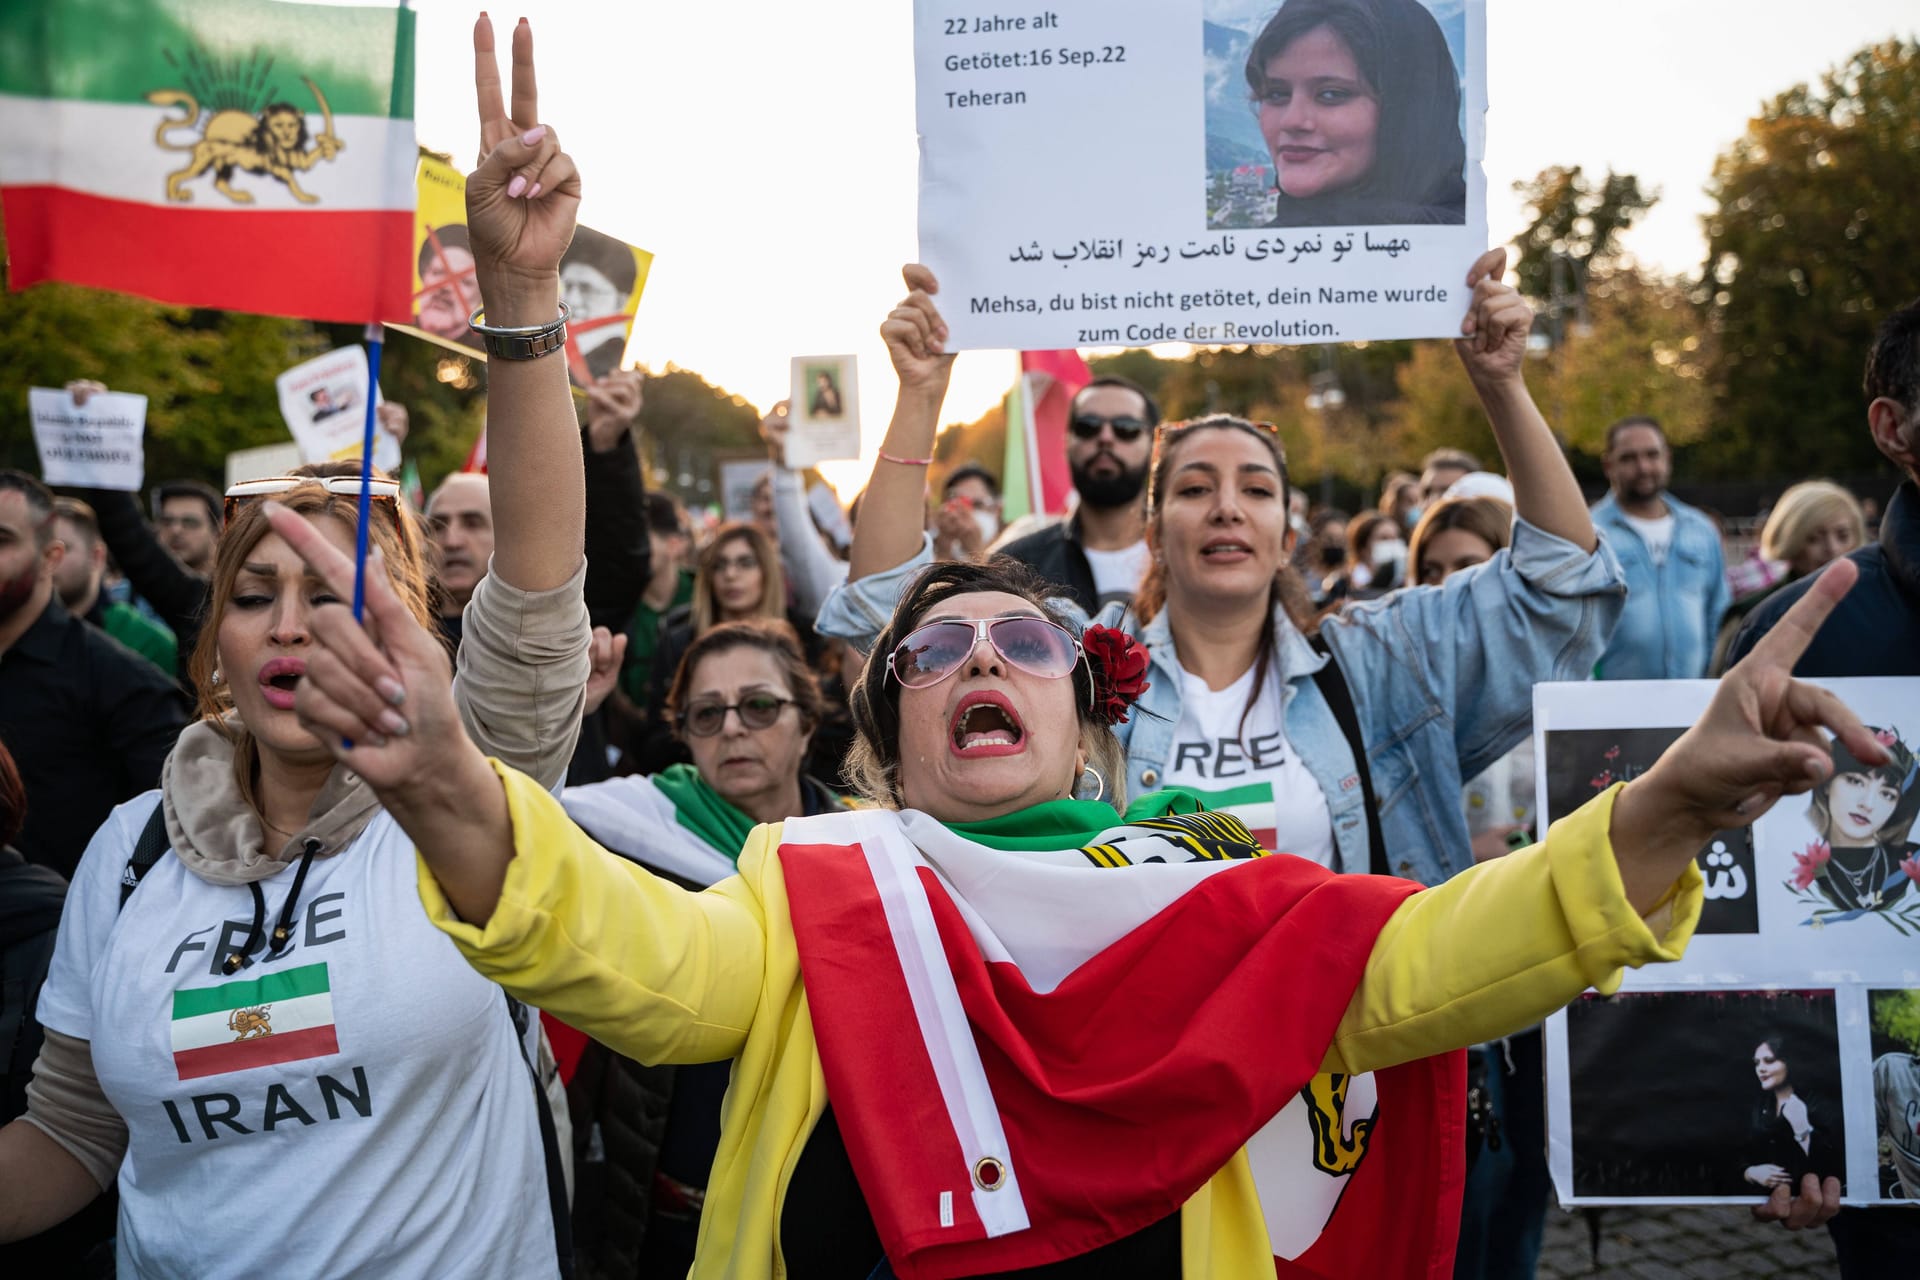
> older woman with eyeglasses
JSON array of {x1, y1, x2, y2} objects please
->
[{"x1": 258, "y1": 437, "x2": 1863, "y2": 1274}]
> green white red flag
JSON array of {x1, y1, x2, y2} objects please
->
[{"x1": 0, "y1": 0, "x2": 416, "y2": 323}]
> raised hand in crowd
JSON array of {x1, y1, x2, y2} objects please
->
[
  {"x1": 585, "y1": 368, "x2": 645, "y2": 453},
  {"x1": 583, "y1": 624, "x2": 628, "y2": 716},
  {"x1": 376, "y1": 400, "x2": 408, "y2": 446},
  {"x1": 931, "y1": 494, "x2": 986, "y2": 561},
  {"x1": 1449, "y1": 248, "x2": 1595, "y2": 553},
  {"x1": 851, "y1": 265, "x2": 954, "y2": 579}
]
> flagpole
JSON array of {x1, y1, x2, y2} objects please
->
[{"x1": 352, "y1": 323, "x2": 384, "y2": 622}]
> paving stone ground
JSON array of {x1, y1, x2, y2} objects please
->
[{"x1": 1534, "y1": 1205, "x2": 1839, "y2": 1278}]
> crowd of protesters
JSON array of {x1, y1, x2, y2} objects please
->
[{"x1": 0, "y1": 15, "x2": 1917, "y2": 1280}]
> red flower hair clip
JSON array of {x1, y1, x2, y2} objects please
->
[{"x1": 1080, "y1": 625, "x2": 1151, "y2": 725}]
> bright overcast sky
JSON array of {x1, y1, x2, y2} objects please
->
[{"x1": 399, "y1": 0, "x2": 1917, "y2": 487}]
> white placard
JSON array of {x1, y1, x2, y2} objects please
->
[
  {"x1": 1534, "y1": 679, "x2": 1920, "y2": 1208},
  {"x1": 914, "y1": 0, "x2": 1487, "y2": 350},
  {"x1": 29, "y1": 387, "x2": 148, "y2": 490},
  {"x1": 786, "y1": 355, "x2": 862, "y2": 469},
  {"x1": 275, "y1": 346, "x2": 400, "y2": 474}
]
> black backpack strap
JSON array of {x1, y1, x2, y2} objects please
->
[
  {"x1": 1309, "y1": 633, "x2": 1391, "y2": 877},
  {"x1": 507, "y1": 991, "x2": 577, "y2": 1279},
  {"x1": 119, "y1": 801, "x2": 173, "y2": 911}
]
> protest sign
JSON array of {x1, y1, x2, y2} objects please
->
[
  {"x1": 718, "y1": 458, "x2": 771, "y2": 522},
  {"x1": 400, "y1": 156, "x2": 653, "y2": 387},
  {"x1": 784, "y1": 355, "x2": 862, "y2": 469},
  {"x1": 1535, "y1": 679, "x2": 1920, "y2": 1207},
  {"x1": 275, "y1": 346, "x2": 400, "y2": 473},
  {"x1": 914, "y1": 0, "x2": 1486, "y2": 350},
  {"x1": 29, "y1": 387, "x2": 148, "y2": 490}
]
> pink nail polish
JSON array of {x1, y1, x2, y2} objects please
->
[
  {"x1": 527, "y1": 181, "x2": 541, "y2": 199},
  {"x1": 506, "y1": 175, "x2": 526, "y2": 198},
  {"x1": 521, "y1": 124, "x2": 546, "y2": 146}
]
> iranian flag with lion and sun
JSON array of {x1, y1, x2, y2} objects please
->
[{"x1": 0, "y1": 0, "x2": 415, "y2": 323}]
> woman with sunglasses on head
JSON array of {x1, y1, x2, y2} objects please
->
[
  {"x1": 0, "y1": 19, "x2": 591, "y2": 1275},
  {"x1": 265, "y1": 443, "x2": 1862, "y2": 1273},
  {"x1": 829, "y1": 252, "x2": 1620, "y2": 892}
]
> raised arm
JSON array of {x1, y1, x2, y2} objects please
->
[
  {"x1": 1454, "y1": 248, "x2": 1595, "y2": 553},
  {"x1": 761, "y1": 402, "x2": 850, "y2": 616},
  {"x1": 848, "y1": 265, "x2": 955, "y2": 580},
  {"x1": 580, "y1": 369, "x2": 652, "y2": 627},
  {"x1": 466, "y1": 15, "x2": 584, "y2": 594}
]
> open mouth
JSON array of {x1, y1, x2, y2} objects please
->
[
  {"x1": 949, "y1": 693, "x2": 1026, "y2": 757},
  {"x1": 1200, "y1": 539, "x2": 1254, "y2": 560},
  {"x1": 258, "y1": 658, "x2": 306, "y2": 710}
]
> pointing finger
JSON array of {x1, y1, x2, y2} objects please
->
[{"x1": 1740, "y1": 559, "x2": 1857, "y2": 680}]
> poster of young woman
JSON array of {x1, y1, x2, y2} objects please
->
[
  {"x1": 1532, "y1": 677, "x2": 1920, "y2": 1206},
  {"x1": 914, "y1": 0, "x2": 1485, "y2": 351}
]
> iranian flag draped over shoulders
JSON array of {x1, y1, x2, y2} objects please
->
[{"x1": 0, "y1": 0, "x2": 415, "y2": 323}]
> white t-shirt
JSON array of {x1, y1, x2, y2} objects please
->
[
  {"x1": 1159, "y1": 662, "x2": 1337, "y2": 867},
  {"x1": 1620, "y1": 511, "x2": 1676, "y2": 566},
  {"x1": 1083, "y1": 539, "x2": 1150, "y2": 608},
  {"x1": 37, "y1": 794, "x2": 557, "y2": 1280}
]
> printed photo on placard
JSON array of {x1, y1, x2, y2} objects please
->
[
  {"x1": 1767, "y1": 725, "x2": 1920, "y2": 937},
  {"x1": 1203, "y1": 0, "x2": 1469, "y2": 230},
  {"x1": 1563, "y1": 989, "x2": 1845, "y2": 1200},
  {"x1": 1868, "y1": 988, "x2": 1920, "y2": 1201},
  {"x1": 1543, "y1": 725, "x2": 1757, "y2": 934},
  {"x1": 785, "y1": 355, "x2": 862, "y2": 470}
]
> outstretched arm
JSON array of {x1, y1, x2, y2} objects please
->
[
  {"x1": 848, "y1": 265, "x2": 956, "y2": 581},
  {"x1": 1454, "y1": 248, "x2": 1595, "y2": 553}
]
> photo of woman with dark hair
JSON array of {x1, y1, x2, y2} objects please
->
[
  {"x1": 1743, "y1": 1032, "x2": 1845, "y2": 1193},
  {"x1": 1787, "y1": 726, "x2": 1920, "y2": 929},
  {"x1": 1240, "y1": 0, "x2": 1466, "y2": 226}
]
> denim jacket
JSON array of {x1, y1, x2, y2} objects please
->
[
  {"x1": 817, "y1": 518, "x2": 1624, "y2": 886},
  {"x1": 1589, "y1": 492, "x2": 1728, "y2": 680}
]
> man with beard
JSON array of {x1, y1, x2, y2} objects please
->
[
  {"x1": 994, "y1": 376, "x2": 1157, "y2": 614},
  {"x1": 1590, "y1": 416, "x2": 1728, "y2": 679},
  {"x1": 49, "y1": 497, "x2": 177, "y2": 676},
  {"x1": 0, "y1": 472, "x2": 186, "y2": 878}
]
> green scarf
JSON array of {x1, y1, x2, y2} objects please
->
[
  {"x1": 944, "y1": 789, "x2": 1206, "y2": 852},
  {"x1": 652, "y1": 763, "x2": 760, "y2": 863}
]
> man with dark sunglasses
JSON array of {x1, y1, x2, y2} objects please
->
[{"x1": 996, "y1": 375, "x2": 1158, "y2": 614}]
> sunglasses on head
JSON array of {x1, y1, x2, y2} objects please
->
[
  {"x1": 887, "y1": 616, "x2": 1083, "y2": 689},
  {"x1": 679, "y1": 693, "x2": 795, "y2": 737},
  {"x1": 1069, "y1": 414, "x2": 1148, "y2": 443},
  {"x1": 224, "y1": 475, "x2": 401, "y2": 523}
]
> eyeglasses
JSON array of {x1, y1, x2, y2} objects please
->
[
  {"x1": 680, "y1": 694, "x2": 795, "y2": 737},
  {"x1": 224, "y1": 476, "x2": 401, "y2": 523},
  {"x1": 887, "y1": 617, "x2": 1082, "y2": 689},
  {"x1": 1069, "y1": 414, "x2": 1149, "y2": 443}
]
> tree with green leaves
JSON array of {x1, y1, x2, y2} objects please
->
[
  {"x1": 1697, "y1": 38, "x2": 1920, "y2": 481},
  {"x1": 1511, "y1": 165, "x2": 1657, "y2": 306}
]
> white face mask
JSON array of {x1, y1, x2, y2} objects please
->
[
  {"x1": 972, "y1": 509, "x2": 1001, "y2": 543},
  {"x1": 1371, "y1": 538, "x2": 1407, "y2": 570}
]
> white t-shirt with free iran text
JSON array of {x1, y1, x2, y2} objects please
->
[{"x1": 36, "y1": 794, "x2": 557, "y2": 1279}]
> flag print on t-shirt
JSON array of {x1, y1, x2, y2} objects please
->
[
  {"x1": 1179, "y1": 781, "x2": 1278, "y2": 852},
  {"x1": 170, "y1": 962, "x2": 339, "y2": 1080}
]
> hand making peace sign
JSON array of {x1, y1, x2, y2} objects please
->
[{"x1": 467, "y1": 14, "x2": 581, "y2": 320}]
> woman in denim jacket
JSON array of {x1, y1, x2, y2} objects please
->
[{"x1": 821, "y1": 250, "x2": 1624, "y2": 887}]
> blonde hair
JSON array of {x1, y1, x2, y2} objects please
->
[
  {"x1": 1407, "y1": 495, "x2": 1513, "y2": 584},
  {"x1": 1759, "y1": 481, "x2": 1864, "y2": 566},
  {"x1": 189, "y1": 476, "x2": 434, "y2": 813}
]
